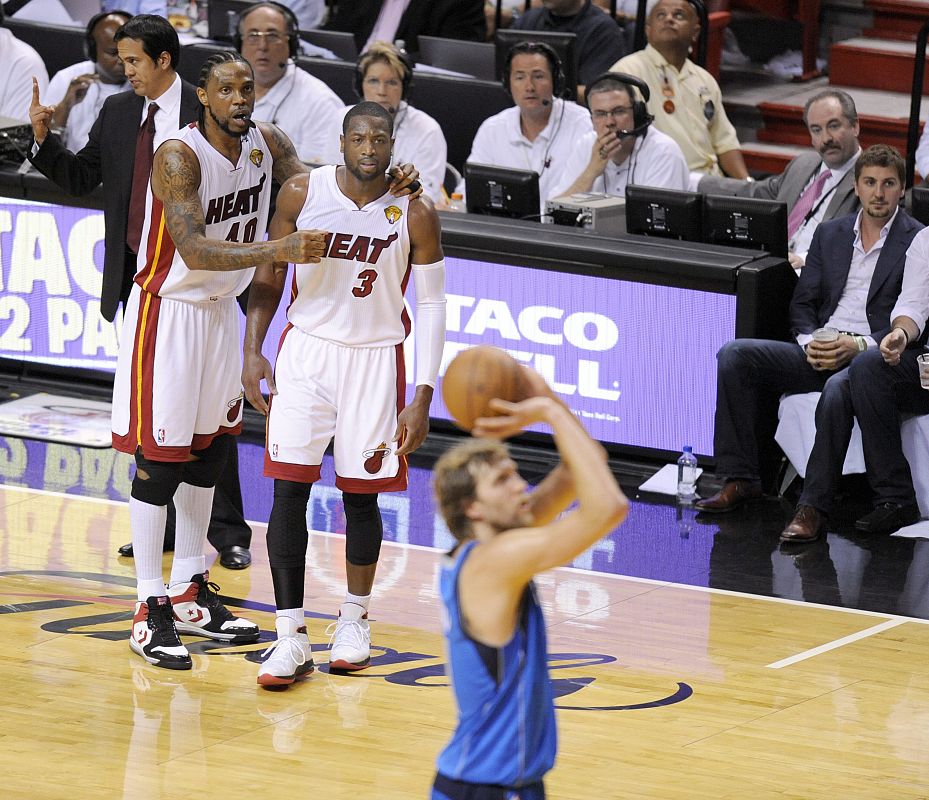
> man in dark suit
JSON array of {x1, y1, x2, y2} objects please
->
[
  {"x1": 324, "y1": 0, "x2": 486, "y2": 57},
  {"x1": 28, "y1": 14, "x2": 253, "y2": 569},
  {"x1": 696, "y1": 145, "x2": 923, "y2": 543},
  {"x1": 700, "y1": 89, "x2": 863, "y2": 271}
]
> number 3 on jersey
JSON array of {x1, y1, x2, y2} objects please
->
[{"x1": 353, "y1": 268, "x2": 378, "y2": 298}]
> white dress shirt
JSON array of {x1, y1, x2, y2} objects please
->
[
  {"x1": 253, "y1": 63, "x2": 344, "y2": 164},
  {"x1": 796, "y1": 207, "x2": 899, "y2": 348},
  {"x1": 466, "y1": 99, "x2": 594, "y2": 214},
  {"x1": 790, "y1": 150, "x2": 859, "y2": 261},
  {"x1": 322, "y1": 101, "x2": 448, "y2": 201},
  {"x1": 891, "y1": 224, "x2": 929, "y2": 339},
  {"x1": 0, "y1": 28, "x2": 49, "y2": 122},
  {"x1": 556, "y1": 124, "x2": 689, "y2": 199},
  {"x1": 46, "y1": 61, "x2": 130, "y2": 152},
  {"x1": 144, "y1": 73, "x2": 184, "y2": 151}
]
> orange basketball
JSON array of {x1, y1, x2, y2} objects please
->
[{"x1": 442, "y1": 346, "x2": 524, "y2": 432}]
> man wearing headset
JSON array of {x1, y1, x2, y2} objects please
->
[
  {"x1": 237, "y1": 1, "x2": 343, "y2": 164},
  {"x1": 464, "y1": 41, "x2": 592, "y2": 214},
  {"x1": 44, "y1": 11, "x2": 132, "y2": 152},
  {"x1": 323, "y1": 41, "x2": 447, "y2": 202},
  {"x1": 558, "y1": 71, "x2": 687, "y2": 199}
]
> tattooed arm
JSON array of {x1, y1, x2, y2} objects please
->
[
  {"x1": 260, "y1": 122, "x2": 309, "y2": 185},
  {"x1": 151, "y1": 139, "x2": 327, "y2": 271}
]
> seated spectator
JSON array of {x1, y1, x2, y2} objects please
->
[
  {"x1": 695, "y1": 146, "x2": 923, "y2": 544},
  {"x1": 701, "y1": 90, "x2": 863, "y2": 270},
  {"x1": 511, "y1": 0, "x2": 627, "y2": 95},
  {"x1": 610, "y1": 0, "x2": 747, "y2": 186},
  {"x1": 236, "y1": 1, "x2": 343, "y2": 164},
  {"x1": 0, "y1": 22, "x2": 48, "y2": 121},
  {"x1": 45, "y1": 11, "x2": 131, "y2": 152},
  {"x1": 558, "y1": 71, "x2": 687, "y2": 199},
  {"x1": 323, "y1": 41, "x2": 447, "y2": 200},
  {"x1": 465, "y1": 41, "x2": 593, "y2": 213},
  {"x1": 325, "y1": 0, "x2": 486, "y2": 58}
]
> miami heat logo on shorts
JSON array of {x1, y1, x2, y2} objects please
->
[
  {"x1": 249, "y1": 148, "x2": 264, "y2": 168},
  {"x1": 362, "y1": 442, "x2": 391, "y2": 474},
  {"x1": 384, "y1": 205, "x2": 402, "y2": 224},
  {"x1": 226, "y1": 395, "x2": 243, "y2": 423}
]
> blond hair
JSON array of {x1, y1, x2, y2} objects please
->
[
  {"x1": 433, "y1": 439, "x2": 509, "y2": 541},
  {"x1": 358, "y1": 41, "x2": 411, "y2": 87}
]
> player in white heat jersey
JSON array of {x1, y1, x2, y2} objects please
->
[
  {"x1": 243, "y1": 100, "x2": 446, "y2": 686},
  {"x1": 115, "y1": 51, "x2": 329, "y2": 671}
]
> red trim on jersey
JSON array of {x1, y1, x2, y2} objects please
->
[
  {"x1": 399, "y1": 255, "x2": 412, "y2": 339},
  {"x1": 137, "y1": 200, "x2": 177, "y2": 297},
  {"x1": 264, "y1": 454, "x2": 322, "y2": 483}
]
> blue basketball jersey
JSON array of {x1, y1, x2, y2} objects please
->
[{"x1": 436, "y1": 539, "x2": 557, "y2": 788}]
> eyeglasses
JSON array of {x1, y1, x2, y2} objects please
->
[
  {"x1": 243, "y1": 31, "x2": 285, "y2": 45},
  {"x1": 591, "y1": 106, "x2": 634, "y2": 120}
]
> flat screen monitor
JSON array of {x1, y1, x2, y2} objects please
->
[
  {"x1": 494, "y1": 29, "x2": 578, "y2": 101},
  {"x1": 703, "y1": 194, "x2": 788, "y2": 257},
  {"x1": 207, "y1": 0, "x2": 251, "y2": 42},
  {"x1": 625, "y1": 185, "x2": 703, "y2": 242},
  {"x1": 464, "y1": 162, "x2": 540, "y2": 219},
  {"x1": 300, "y1": 29, "x2": 358, "y2": 61},
  {"x1": 911, "y1": 186, "x2": 929, "y2": 226}
]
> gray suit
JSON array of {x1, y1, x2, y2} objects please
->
[{"x1": 698, "y1": 150, "x2": 859, "y2": 223}]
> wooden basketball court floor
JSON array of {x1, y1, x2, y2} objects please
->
[{"x1": 2, "y1": 437, "x2": 929, "y2": 799}]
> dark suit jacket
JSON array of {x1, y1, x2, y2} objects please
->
[
  {"x1": 789, "y1": 209, "x2": 924, "y2": 342},
  {"x1": 325, "y1": 0, "x2": 486, "y2": 55},
  {"x1": 700, "y1": 150, "x2": 860, "y2": 225},
  {"x1": 29, "y1": 80, "x2": 200, "y2": 322}
]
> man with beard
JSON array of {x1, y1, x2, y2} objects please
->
[
  {"x1": 700, "y1": 90, "x2": 863, "y2": 270},
  {"x1": 242, "y1": 101, "x2": 446, "y2": 685},
  {"x1": 695, "y1": 145, "x2": 923, "y2": 544}
]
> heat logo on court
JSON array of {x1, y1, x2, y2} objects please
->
[
  {"x1": 362, "y1": 442, "x2": 391, "y2": 474},
  {"x1": 384, "y1": 205, "x2": 402, "y2": 224},
  {"x1": 249, "y1": 148, "x2": 264, "y2": 168}
]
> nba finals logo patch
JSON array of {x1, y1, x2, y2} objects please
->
[
  {"x1": 384, "y1": 205, "x2": 402, "y2": 224},
  {"x1": 249, "y1": 148, "x2": 264, "y2": 168},
  {"x1": 362, "y1": 442, "x2": 391, "y2": 474}
]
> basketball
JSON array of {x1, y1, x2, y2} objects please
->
[{"x1": 442, "y1": 346, "x2": 524, "y2": 432}]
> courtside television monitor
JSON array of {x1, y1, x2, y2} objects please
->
[
  {"x1": 208, "y1": 0, "x2": 251, "y2": 41},
  {"x1": 625, "y1": 185, "x2": 703, "y2": 242},
  {"x1": 464, "y1": 162, "x2": 540, "y2": 219},
  {"x1": 703, "y1": 194, "x2": 788, "y2": 257},
  {"x1": 494, "y1": 29, "x2": 578, "y2": 101}
]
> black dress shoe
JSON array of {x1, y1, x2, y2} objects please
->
[
  {"x1": 117, "y1": 540, "x2": 175, "y2": 557},
  {"x1": 855, "y1": 503, "x2": 920, "y2": 535},
  {"x1": 219, "y1": 545, "x2": 251, "y2": 570}
]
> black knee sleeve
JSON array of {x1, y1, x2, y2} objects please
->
[
  {"x1": 267, "y1": 480, "x2": 312, "y2": 569},
  {"x1": 343, "y1": 491, "x2": 383, "y2": 566},
  {"x1": 182, "y1": 435, "x2": 232, "y2": 488},
  {"x1": 131, "y1": 453, "x2": 185, "y2": 506}
]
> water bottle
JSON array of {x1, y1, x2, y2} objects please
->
[
  {"x1": 677, "y1": 445, "x2": 697, "y2": 502},
  {"x1": 449, "y1": 192, "x2": 466, "y2": 212}
]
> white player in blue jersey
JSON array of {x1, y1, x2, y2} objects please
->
[{"x1": 431, "y1": 368, "x2": 628, "y2": 799}]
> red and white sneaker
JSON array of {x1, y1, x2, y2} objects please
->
[
  {"x1": 257, "y1": 618, "x2": 315, "y2": 687},
  {"x1": 168, "y1": 571, "x2": 260, "y2": 643},
  {"x1": 129, "y1": 596, "x2": 192, "y2": 670},
  {"x1": 326, "y1": 613, "x2": 371, "y2": 671}
]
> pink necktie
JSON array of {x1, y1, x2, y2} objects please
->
[{"x1": 787, "y1": 168, "x2": 832, "y2": 239}]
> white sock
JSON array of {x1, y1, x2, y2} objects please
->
[
  {"x1": 130, "y1": 496, "x2": 168, "y2": 602},
  {"x1": 276, "y1": 609, "x2": 304, "y2": 638},
  {"x1": 168, "y1": 483, "x2": 212, "y2": 585},
  {"x1": 341, "y1": 593, "x2": 370, "y2": 621}
]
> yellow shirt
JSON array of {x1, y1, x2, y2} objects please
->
[{"x1": 611, "y1": 45, "x2": 741, "y2": 176}]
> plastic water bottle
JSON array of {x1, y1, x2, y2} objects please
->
[
  {"x1": 449, "y1": 192, "x2": 466, "y2": 212},
  {"x1": 677, "y1": 445, "x2": 698, "y2": 502}
]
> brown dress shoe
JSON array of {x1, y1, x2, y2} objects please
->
[
  {"x1": 780, "y1": 505, "x2": 824, "y2": 542},
  {"x1": 694, "y1": 479, "x2": 763, "y2": 513}
]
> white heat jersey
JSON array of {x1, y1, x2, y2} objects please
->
[
  {"x1": 288, "y1": 165, "x2": 412, "y2": 347},
  {"x1": 134, "y1": 122, "x2": 274, "y2": 303}
]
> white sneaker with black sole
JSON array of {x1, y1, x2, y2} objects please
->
[
  {"x1": 168, "y1": 571, "x2": 260, "y2": 643},
  {"x1": 129, "y1": 596, "x2": 192, "y2": 670}
]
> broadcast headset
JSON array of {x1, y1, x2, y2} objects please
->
[{"x1": 584, "y1": 71, "x2": 654, "y2": 137}]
